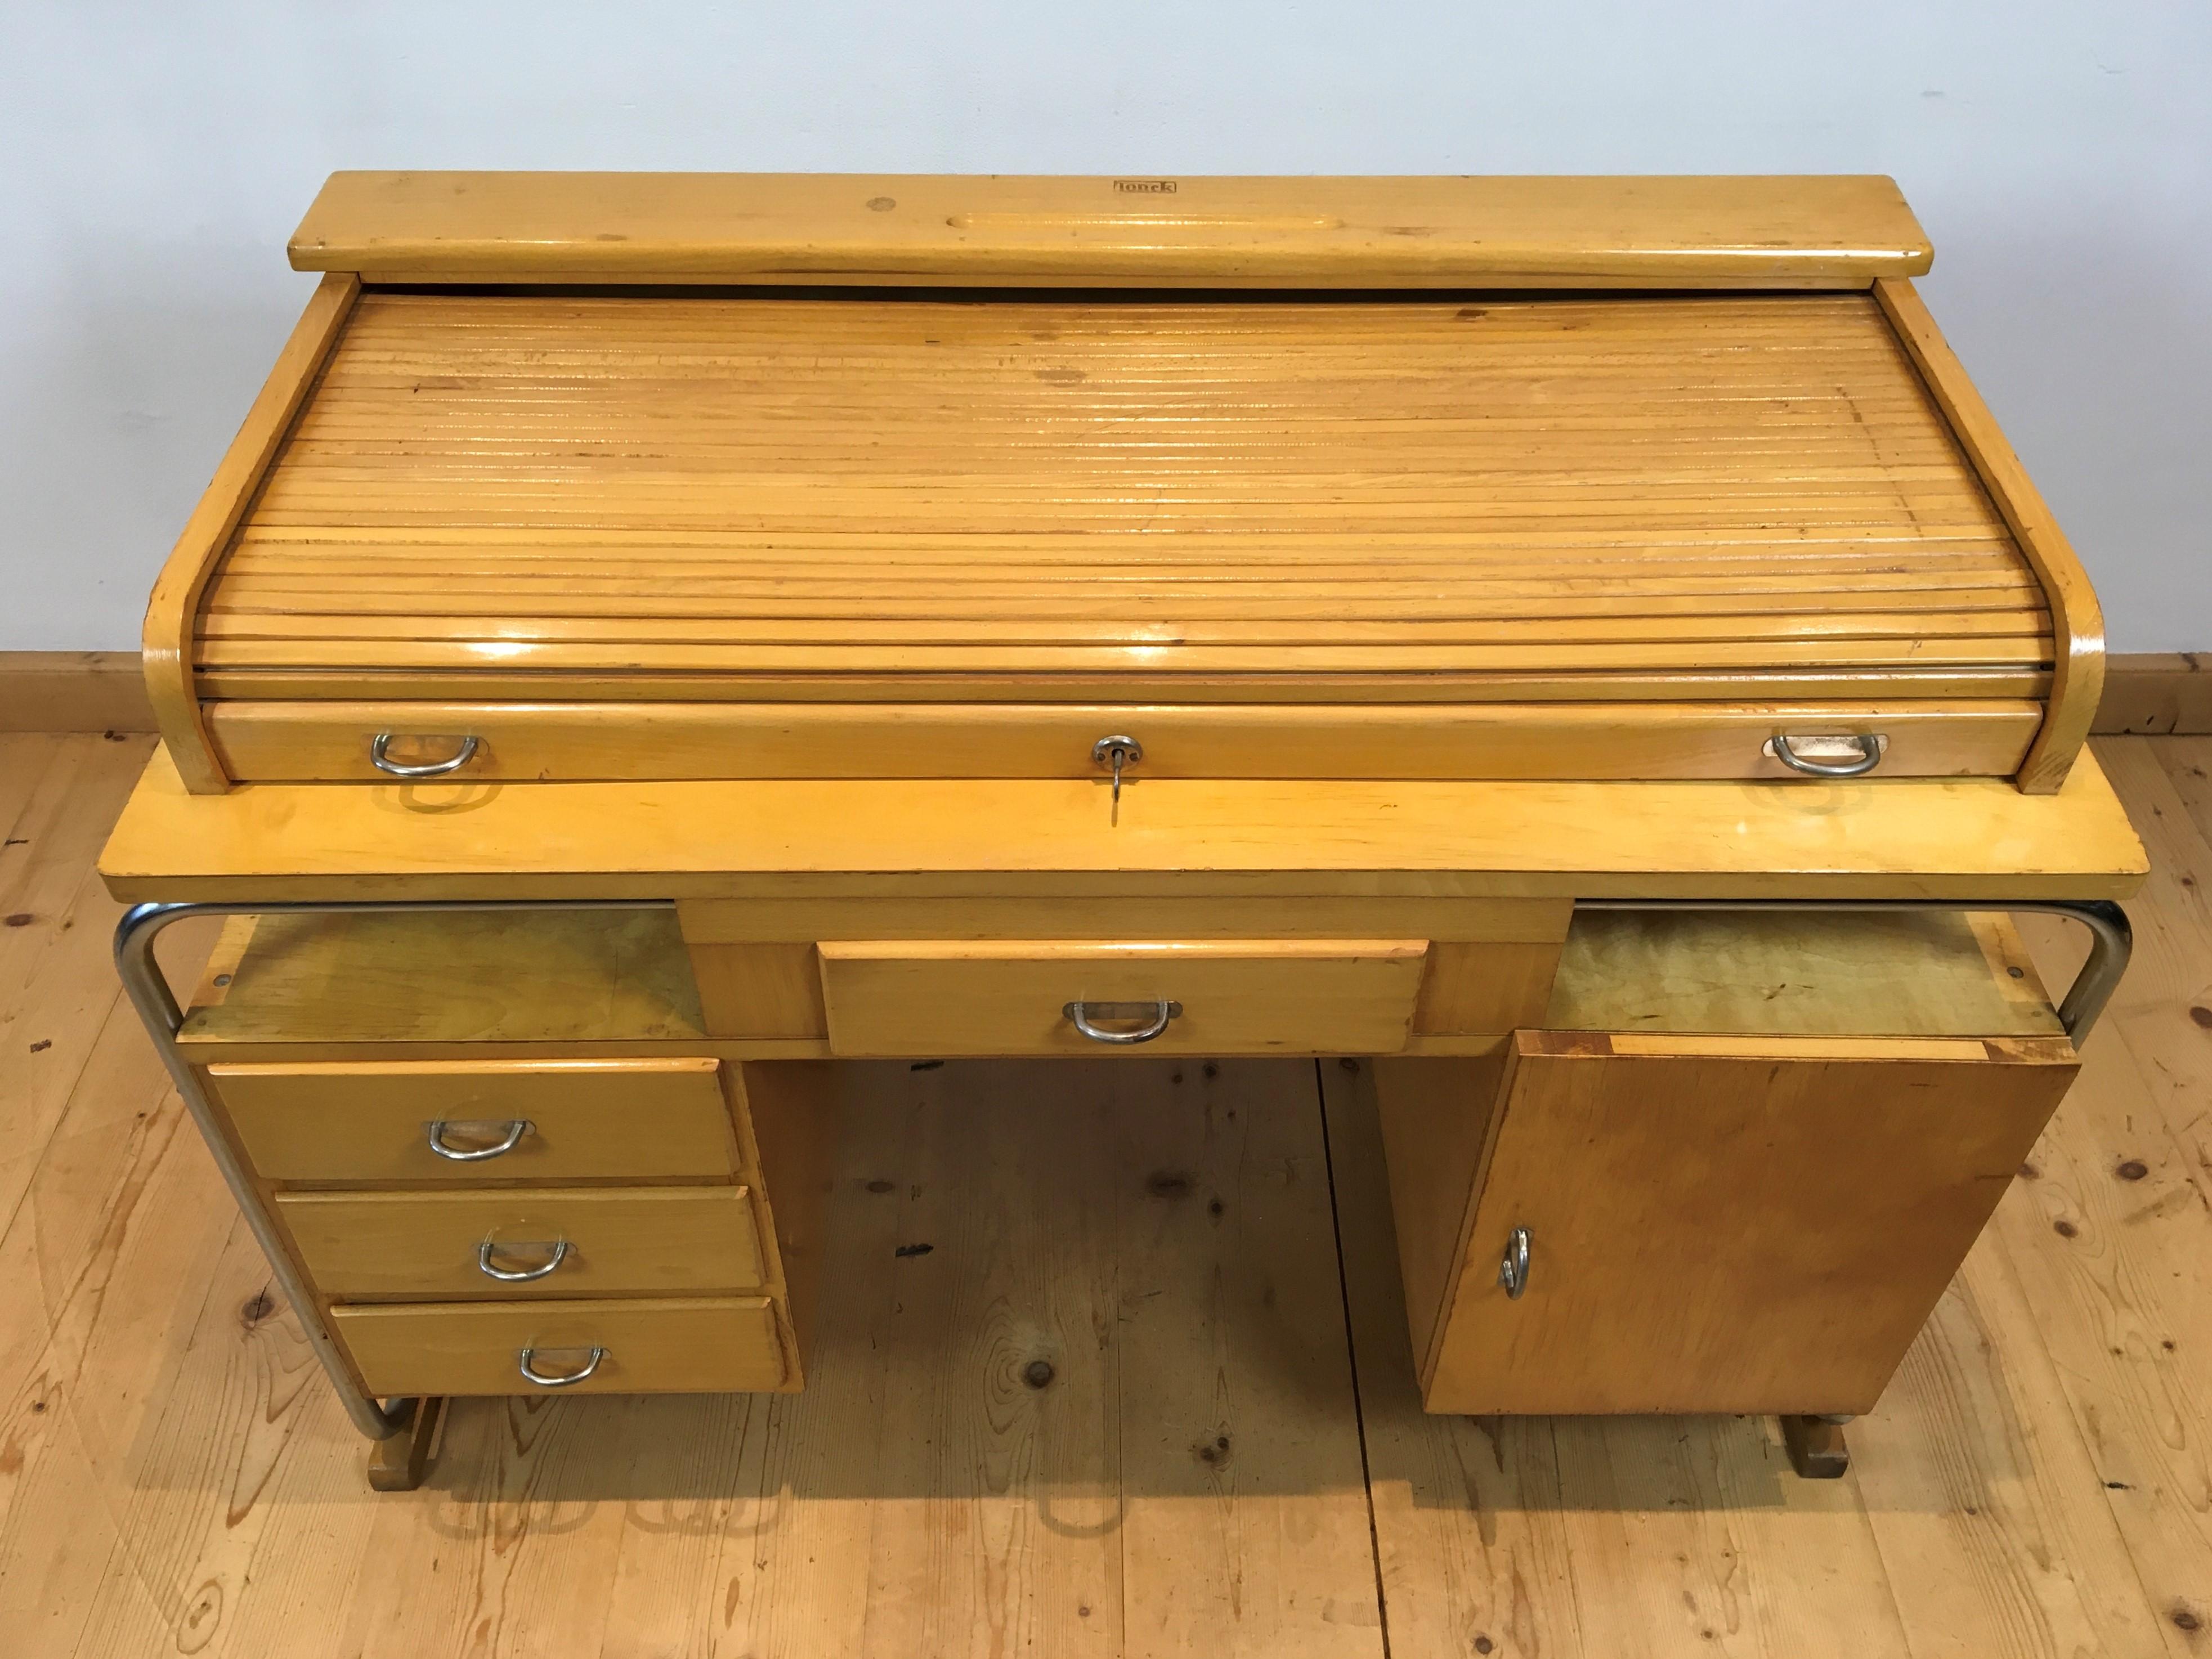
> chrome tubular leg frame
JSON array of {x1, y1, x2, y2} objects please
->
[
  {"x1": 1577, "y1": 898, "x2": 2132, "y2": 1043},
  {"x1": 113, "y1": 896, "x2": 671, "y2": 1444}
]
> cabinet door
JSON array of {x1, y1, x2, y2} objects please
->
[{"x1": 1405, "y1": 1030, "x2": 2077, "y2": 1416}]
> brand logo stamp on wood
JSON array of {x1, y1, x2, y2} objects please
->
[{"x1": 1113, "y1": 179, "x2": 1177, "y2": 194}]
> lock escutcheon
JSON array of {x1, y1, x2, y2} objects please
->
[{"x1": 1091, "y1": 734, "x2": 1143, "y2": 772}]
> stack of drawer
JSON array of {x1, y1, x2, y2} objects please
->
[{"x1": 176, "y1": 912, "x2": 829, "y2": 1398}]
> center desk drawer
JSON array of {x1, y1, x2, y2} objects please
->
[
  {"x1": 208, "y1": 1058, "x2": 736, "y2": 1182},
  {"x1": 276, "y1": 1187, "x2": 768, "y2": 1297},
  {"x1": 330, "y1": 1297, "x2": 787, "y2": 1395},
  {"x1": 818, "y1": 939, "x2": 1429, "y2": 1056}
]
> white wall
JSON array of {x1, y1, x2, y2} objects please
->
[{"x1": 5, "y1": 0, "x2": 2206, "y2": 651}]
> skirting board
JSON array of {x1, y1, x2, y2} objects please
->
[
  {"x1": 2091, "y1": 652, "x2": 2212, "y2": 736},
  {"x1": 2, "y1": 649, "x2": 2207, "y2": 737},
  {"x1": 1, "y1": 651, "x2": 156, "y2": 733}
]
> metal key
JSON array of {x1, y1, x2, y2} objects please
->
[{"x1": 1091, "y1": 734, "x2": 1142, "y2": 826}]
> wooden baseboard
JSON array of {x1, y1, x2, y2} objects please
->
[
  {"x1": 0, "y1": 652, "x2": 156, "y2": 733},
  {"x1": 2, "y1": 649, "x2": 2207, "y2": 740},
  {"x1": 2092, "y1": 653, "x2": 2212, "y2": 736}
]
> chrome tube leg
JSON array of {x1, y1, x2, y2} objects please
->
[
  {"x1": 2026, "y1": 899, "x2": 2131, "y2": 1044},
  {"x1": 113, "y1": 902, "x2": 412, "y2": 1443}
]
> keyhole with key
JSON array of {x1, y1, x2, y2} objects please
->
[{"x1": 1091, "y1": 734, "x2": 1143, "y2": 826}]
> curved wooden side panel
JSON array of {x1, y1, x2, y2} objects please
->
[
  {"x1": 142, "y1": 272, "x2": 359, "y2": 793},
  {"x1": 1875, "y1": 277, "x2": 2104, "y2": 795}
]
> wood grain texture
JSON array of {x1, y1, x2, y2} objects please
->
[
  {"x1": 203, "y1": 1057, "x2": 738, "y2": 1182},
  {"x1": 817, "y1": 936, "x2": 1427, "y2": 1056},
  {"x1": 1876, "y1": 277, "x2": 2103, "y2": 793},
  {"x1": 192, "y1": 290, "x2": 2052, "y2": 733},
  {"x1": 677, "y1": 893, "x2": 1573, "y2": 943},
  {"x1": 1322, "y1": 1032, "x2": 2199, "y2": 1659},
  {"x1": 1409, "y1": 940, "x2": 1562, "y2": 1035},
  {"x1": 0, "y1": 653, "x2": 154, "y2": 733},
  {"x1": 204, "y1": 697, "x2": 2044, "y2": 782},
  {"x1": 1407, "y1": 1032, "x2": 2079, "y2": 1414},
  {"x1": 330, "y1": 1295, "x2": 787, "y2": 1395},
  {"x1": 1366, "y1": 1051, "x2": 1510, "y2": 1370},
  {"x1": 289, "y1": 171, "x2": 1931, "y2": 286},
  {"x1": 2002, "y1": 739, "x2": 2212, "y2": 1640},
  {"x1": 2094, "y1": 652, "x2": 2212, "y2": 734},
  {"x1": 142, "y1": 273, "x2": 357, "y2": 792},
  {"x1": 177, "y1": 907, "x2": 704, "y2": 1043},
  {"x1": 687, "y1": 943, "x2": 827, "y2": 1039},
  {"x1": 95, "y1": 743, "x2": 2149, "y2": 904},
  {"x1": 727, "y1": 1061, "x2": 838, "y2": 1388},
  {"x1": 1546, "y1": 908, "x2": 2064, "y2": 1037},
  {"x1": 275, "y1": 1185, "x2": 769, "y2": 1297}
]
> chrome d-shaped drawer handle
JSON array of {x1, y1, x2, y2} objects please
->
[
  {"x1": 517, "y1": 1346, "x2": 606, "y2": 1387},
  {"x1": 477, "y1": 1239, "x2": 570, "y2": 1281},
  {"x1": 1767, "y1": 733, "x2": 1883, "y2": 777},
  {"x1": 1064, "y1": 999, "x2": 1183, "y2": 1044},
  {"x1": 1498, "y1": 1227, "x2": 1532, "y2": 1299},
  {"x1": 370, "y1": 732, "x2": 481, "y2": 776},
  {"x1": 426, "y1": 1119, "x2": 532, "y2": 1161}
]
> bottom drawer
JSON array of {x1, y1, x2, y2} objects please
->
[{"x1": 330, "y1": 1297, "x2": 787, "y2": 1395}]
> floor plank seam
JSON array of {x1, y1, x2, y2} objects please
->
[{"x1": 1314, "y1": 1057, "x2": 1396, "y2": 1659}]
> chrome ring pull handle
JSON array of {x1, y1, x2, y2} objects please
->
[
  {"x1": 1498, "y1": 1226, "x2": 1532, "y2": 1299},
  {"x1": 1063, "y1": 998, "x2": 1183, "y2": 1045},
  {"x1": 1767, "y1": 733, "x2": 1884, "y2": 778},
  {"x1": 516, "y1": 1346, "x2": 606, "y2": 1388},
  {"x1": 425, "y1": 1119, "x2": 532, "y2": 1162},
  {"x1": 477, "y1": 1239, "x2": 570, "y2": 1282},
  {"x1": 370, "y1": 732, "x2": 481, "y2": 777}
]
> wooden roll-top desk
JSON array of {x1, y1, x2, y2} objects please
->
[{"x1": 100, "y1": 173, "x2": 2145, "y2": 1489}]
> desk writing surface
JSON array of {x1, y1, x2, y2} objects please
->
[{"x1": 100, "y1": 744, "x2": 2146, "y2": 903}]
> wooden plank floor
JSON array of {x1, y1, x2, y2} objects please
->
[{"x1": 1, "y1": 730, "x2": 2206, "y2": 1657}]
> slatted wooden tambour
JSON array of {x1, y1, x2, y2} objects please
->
[{"x1": 145, "y1": 173, "x2": 2099, "y2": 794}]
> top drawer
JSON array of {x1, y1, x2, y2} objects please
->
[
  {"x1": 205, "y1": 700, "x2": 2040, "y2": 786},
  {"x1": 818, "y1": 939, "x2": 1429, "y2": 1057},
  {"x1": 208, "y1": 1057, "x2": 738, "y2": 1183}
]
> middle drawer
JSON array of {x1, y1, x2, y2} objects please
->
[
  {"x1": 275, "y1": 1186, "x2": 769, "y2": 1298},
  {"x1": 818, "y1": 938, "x2": 1429, "y2": 1056}
]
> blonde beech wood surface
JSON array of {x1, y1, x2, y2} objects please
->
[
  {"x1": 141, "y1": 272, "x2": 357, "y2": 792},
  {"x1": 275, "y1": 1185, "x2": 771, "y2": 1298},
  {"x1": 194, "y1": 290, "x2": 2053, "y2": 721},
  {"x1": 1546, "y1": 908, "x2": 2065, "y2": 1037},
  {"x1": 1392, "y1": 1031, "x2": 2079, "y2": 1416},
  {"x1": 330, "y1": 1296, "x2": 787, "y2": 1396},
  {"x1": 203, "y1": 1057, "x2": 741, "y2": 1183},
  {"x1": 289, "y1": 171, "x2": 1932, "y2": 287},
  {"x1": 97, "y1": 742, "x2": 2147, "y2": 903},
  {"x1": 5, "y1": 732, "x2": 2208, "y2": 1658},
  {"x1": 1876, "y1": 278, "x2": 2104, "y2": 794},
  {"x1": 178, "y1": 909, "x2": 705, "y2": 1043},
  {"x1": 816, "y1": 936, "x2": 1427, "y2": 1056},
  {"x1": 205, "y1": 698, "x2": 2043, "y2": 783}
]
